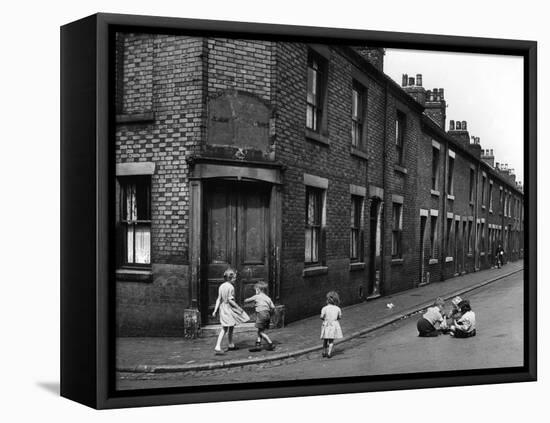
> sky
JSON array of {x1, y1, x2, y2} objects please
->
[{"x1": 384, "y1": 49, "x2": 524, "y2": 184}]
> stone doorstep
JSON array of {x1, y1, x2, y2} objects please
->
[{"x1": 201, "y1": 322, "x2": 258, "y2": 337}]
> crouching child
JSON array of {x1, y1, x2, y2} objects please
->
[
  {"x1": 244, "y1": 281, "x2": 276, "y2": 352},
  {"x1": 417, "y1": 297, "x2": 445, "y2": 337}
]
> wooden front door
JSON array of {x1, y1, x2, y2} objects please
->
[{"x1": 203, "y1": 181, "x2": 270, "y2": 325}]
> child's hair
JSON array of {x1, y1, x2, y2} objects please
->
[
  {"x1": 254, "y1": 280, "x2": 269, "y2": 293},
  {"x1": 434, "y1": 297, "x2": 445, "y2": 308},
  {"x1": 223, "y1": 267, "x2": 237, "y2": 281},
  {"x1": 458, "y1": 299, "x2": 471, "y2": 313},
  {"x1": 326, "y1": 291, "x2": 340, "y2": 306},
  {"x1": 451, "y1": 296, "x2": 462, "y2": 308}
]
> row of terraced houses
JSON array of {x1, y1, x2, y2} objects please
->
[{"x1": 114, "y1": 33, "x2": 524, "y2": 336}]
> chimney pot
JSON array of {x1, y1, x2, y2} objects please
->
[
  {"x1": 449, "y1": 120, "x2": 455, "y2": 130},
  {"x1": 416, "y1": 74, "x2": 422, "y2": 86},
  {"x1": 456, "y1": 121, "x2": 462, "y2": 130},
  {"x1": 402, "y1": 74, "x2": 408, "y2": 87},
  {"x1": 409, "y1": 77, "x2": 415, "y2": 86},
  {"x1": 462, "y1": 121, "x2": 467, "y2": 130},
  {"x1": 440, "y1": 88, "x2": 444, "y2": 99},
  {"x1": 490, "y1": 149, "x2": 494, "y2": 156}
]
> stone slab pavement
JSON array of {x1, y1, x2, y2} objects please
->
[{"x1": 117, "y1": 260, "x2": 523, "y2": 373}]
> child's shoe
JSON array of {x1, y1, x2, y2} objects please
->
[
  {"x1": 249, "y1": 342, "x2": 262, "y2": 352},
  {"x1": 265, "y1": 342, "x2": 275, "y2": 351}
]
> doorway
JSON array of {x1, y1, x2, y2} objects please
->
[
  {"x1": 419, "y1": 215, "x2": 427, "y2": 285},
  {"x1": 202, "y1": 180, "x2": 271, "y2": 325},
  {"x1": 368, "y1": 198, "x2": 382, "y2": 298}
]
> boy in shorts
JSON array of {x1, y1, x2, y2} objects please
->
[{"x1": 244, "y1": 281, "x2": 275, "y2": 352}]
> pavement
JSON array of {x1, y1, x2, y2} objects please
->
[{"x1": 117, "y1": 260, "x2": 523, "y2": 373}]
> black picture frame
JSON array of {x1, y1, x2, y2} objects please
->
[{"x1": 60, "y1": 12, "x2": 537, "y2": 409}]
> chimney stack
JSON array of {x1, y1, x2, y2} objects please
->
[
  {"x1": 424, "y1": 85, "x2": 447, "y2": 128},
  {"x1": 402, "y1": 72, "x2": 426, "y2": 106},
  {"x1": 354, "y1": 47, "x2": 386, "y2": 71},
  {"x1": 481, "y1": 147, "x2": 495, "y2": 168},
  {"x1": 449, "y1": 120, "x2": 455, "y2": 131}
]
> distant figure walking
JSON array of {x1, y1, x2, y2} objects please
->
[
  {"x1": 320, "y1": 291, "x2": 343, "y2": 358},
  {"x1": 417, "y1": 297, "x2": 445, "y2": 337},
  {"x1": 450, "y1": 300, "x2": 476, "y2": 338},
  {"x1": 244, "y1": 281, "x2": 276, "y2": 352},
  {"x1": 496, "y1": 244, "x2": 505, "y2": 268},
  {"x1": 212, "y1": 268, "x2": 249, "y2": 355}
]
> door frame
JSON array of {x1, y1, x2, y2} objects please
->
[{"x1": 188, "y1": 158, "x2": 283, "y2": 320}]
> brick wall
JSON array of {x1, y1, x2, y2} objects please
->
[{"x1": 115, "y1": 34, "x2": 205, "y2": 335}]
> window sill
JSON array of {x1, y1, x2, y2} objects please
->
[
  {"x1": 447, "y1": 194, "x2": 455, "y2": 201},
  {"x1": 489, "y1": 209, "x2": 493, "y2": 214},
  {"x1": 467, "y1": 253, "x2": 473, "y2": 258},
  {"x1": 303, "y1": 265, "x2": 328, "y2": 277},
  {"x1": 116, "y1": 112, "x2": 155, "y2": 124},
  {"x1": 116, "y1": 268, "x2": 153, "y2": 282},
  {"x1": 430, "y1": 189, "x2": 440, "y2": 197},
  {"x1": 480, "y1": 252, "x2": 485, "y2": 256},
  {"x1": 349, "y1": 262, "x2": 365, "y2": 271},
  {"x1": 429, "y1": 258, "x2": 439, "y2": 265},
  {"x1": 393, "y1": 164, "x2": 408, "y2": 175},
  {"x1": 305, "y1": 128, "x2": 329, "y2": 146},
  {"x1": 350, "y1": 147, "x2": 369, "y2": 160},
  {"x1": 391, "y1": 258, "x2": 404, "y2": 265},
  {"x1": 469, "y1": 201, "x2": 475, "y2": 206},
  {"x1": 445, "y1": 256, "x2": 453, "y2": 263},
  {"x1": 481, "y1": 205, "x2": 486, "y2": 210}
]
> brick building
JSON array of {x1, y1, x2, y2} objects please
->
[{"x1": 114, "y1": 33, "x2": 524, "y2": 336}]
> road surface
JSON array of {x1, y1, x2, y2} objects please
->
[{"x1": 117, "y1": 271, "x2": 523, "y2": 390}]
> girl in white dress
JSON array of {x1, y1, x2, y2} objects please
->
[
  {"x1": 212, "y1": 268, "x2": 249, "y2": 354},
  {"x1": 320, "y1": 291, "x2": 343, "y2": 358}
]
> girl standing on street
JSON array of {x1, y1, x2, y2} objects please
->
[
  {"x1": 320, "y1": 291, "x2": 343, "y2": 358},
  {"x1": 212, "y1": 268, "x2": 249, "y2": 355}
]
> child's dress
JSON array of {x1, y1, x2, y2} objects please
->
[
  {"x1": 217, "y1": 281, "x2": 249, "y2": 327},
  {"x1": 320, "y1": 304, "x2": 343, "y2": 339}
]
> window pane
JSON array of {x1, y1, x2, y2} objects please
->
[
  {"x1": 352, "y1": 89, "x2": 359, "y2": 119},
  {"x1": 126, "y1": 223, "x2": 134, "y2": 263},
  {"x1": 312, "y1": 229, "x2": 318, "y2": 262},
  {"x1": 135, "y1": 224, "x2": 151, "y2": 264},
  {"x1": 305, "y1": 228, "x2": 312, "y2": 262},
  {"x1": 306, "y1": 105, "x2": 314, "y2": 129}
]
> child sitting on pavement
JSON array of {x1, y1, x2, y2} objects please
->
[
  {"x1": 417, "y1": 297, "x2": 445, "y2": 337},
  {"x1": 244, "y1": 281, "x2": 276, "y2": 352},
  {"x1": 450, "y1": 299, "x2": 476, "y2": 338}
]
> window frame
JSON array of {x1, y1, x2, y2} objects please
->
[
  {"x1": 447, "y1": 154, "x2": 455, "y2": 196},
  {"x1": 429, "y1": 215, "x2": 438, "y2": 259},
  {"x1": 305, "y1": 49, "x2": 328, "y2": 134},
  {"x1": 351, "y1": 80, "x2": 367, "y2": 150},
  {"x1": 350, "y1": 195, "x2": 364, "y2": 262},
  {"x1": 305, "y1": 185, "x2": 324, "y2": 266},
  {"x1": 118, "y1": 175, "x2": 152, "y2": 269},
  {"x1": 395, "y1": 111, "x2": 406, "y2": 165},
  {"x1": 431, "y1": 146, "x2": 440, "y2": 191},
  {"x1": 391, "y1": 202, "x2": 403, "y2": 258}
]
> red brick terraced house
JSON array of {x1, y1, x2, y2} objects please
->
[{"x1": 114, "y1": 33, "x2": 524, "y2": 336}]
